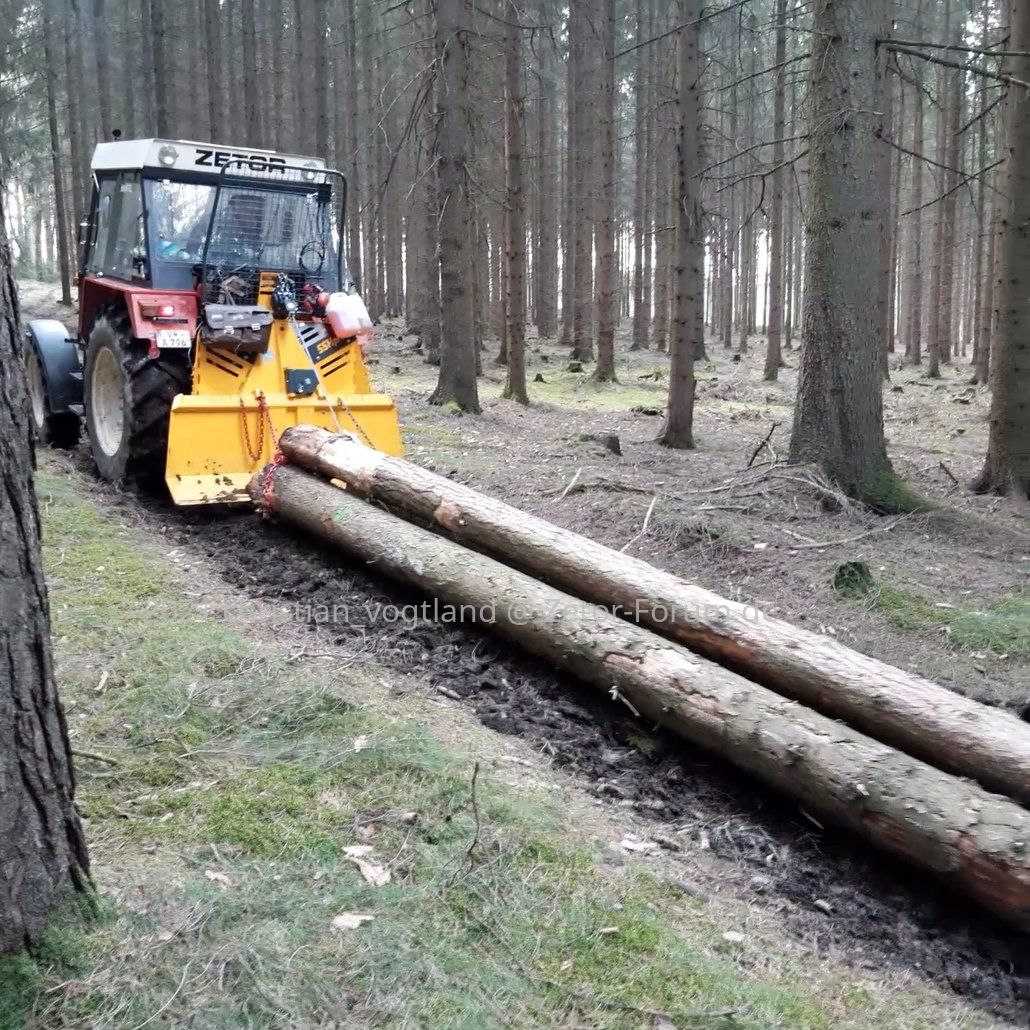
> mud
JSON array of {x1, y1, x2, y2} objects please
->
[{"x1": 153, "y1": 499, "x2": 1030, "y2": 1025}]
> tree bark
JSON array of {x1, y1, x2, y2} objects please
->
[
  {"x1": 592, "y1": 0, "x2": 617, "y2": 382},
  {"x1": 502, "y1": 0, "x2": 528, "y2": 404},
  {"x1": 254, "y1": 461, "x2": 1030, "y2": 929},
  {"x1": 974, "y1": 0, "x2": 1030, "y2": 498},
  {"x1": 789, "y1": 0, "x2": 894, "y2": 503},
  {"x1": 0, "y1": 167, "x2": 90, "y2": 954},
  {"x1": 429, "y1": 0, "x2": 481, "y2": 411},
  {"x1": 277, "y1": 425, "x2": 1030, "y2": 805},
  {"x1": 630, "y1": 0, "x2": 649, "y2": 352},
  {"x1": 763, "y1": 0, "x2": 788, "y2": 381},
  {"x1": 42, "y1": 1, "x2": 71, "y2": 306},
  {"x1": 659, "y1": 0, "x2": 700, "y2": 449}
]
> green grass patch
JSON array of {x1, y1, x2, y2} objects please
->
[
  {"x1": 8, "y1": 466, "x2": 974, "y2": 1028},
  {"x1": 869, "y1": 587, "x2": 1030, "y2": 655}
]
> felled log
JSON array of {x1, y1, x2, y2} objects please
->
[
  {"x1": 276, "y1": 425, "x2": 1030, "y2": 805},
  {"x1": 253, "y1": 462, "x2": 1030, "y2": 929}
]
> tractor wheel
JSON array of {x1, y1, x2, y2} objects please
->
[
  {"x1": 84, "y1": 308, "x2": 190, "y2": 485},
  {"x1": 25, "y1": 346, "x2": 80, "y2": 449}
]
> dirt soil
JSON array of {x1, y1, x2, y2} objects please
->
[{"x1": 22, "y1": 281, "x2": 1030, "y2": 1024}]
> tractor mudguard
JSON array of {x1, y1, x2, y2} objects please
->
[{"x1": 26, "y1": 319, "x2": 83, "y2": 414}]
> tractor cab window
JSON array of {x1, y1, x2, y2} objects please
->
[
  {"x1": 85, "y1": 173, "x2": 143, "y2": 282},
  {"x1": 144, "y1": 177, "x2": 340, "y2": 292},
  {"x1": 147, "y1": 179, "x2": 216, "y2": 266}
]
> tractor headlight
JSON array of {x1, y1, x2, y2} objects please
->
[
  {"x1": 158, "y1": 145, "x2": 179, "y2": 167},
  {"x1": 302, "y1": 162, "x2": 318, "y2": 182}
]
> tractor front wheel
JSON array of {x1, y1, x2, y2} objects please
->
[{"x1": 84, "y1": 309, "x2": 189, "y2": 485}]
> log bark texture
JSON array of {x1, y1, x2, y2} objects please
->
[
  {"x1": 254, "y1": 462, "x2": 1030, "y2": 928},
  {"x1": 276, "y1": 425, "x2": 1030, "y2": 805}
]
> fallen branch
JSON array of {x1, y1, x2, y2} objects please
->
[
  {"x1": 745, "y1": 421, "x2": 781, "y2": 469},
  {"x1": 619, "y1": 496, "x2": 658, "y2": 552}
]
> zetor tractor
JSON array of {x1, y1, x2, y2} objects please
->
[{"x1": 24, "y1": 138, "x2": 402, "y2": 505}]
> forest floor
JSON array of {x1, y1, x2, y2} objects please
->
[{"x1": 8, "y1": 279, "x2": 1030, "y2": 1028}]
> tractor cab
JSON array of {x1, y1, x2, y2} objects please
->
[{"x1": 25, "y1": 138, "x2": 401, "y2": 505}]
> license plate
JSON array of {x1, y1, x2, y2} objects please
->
[{"x1": 156, "y1": 329, "x2": 191, "y2": 349}]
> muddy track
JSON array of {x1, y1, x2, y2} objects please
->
[{"x1": 95, "y1": 467, "x2": 1029, "y2": 1024}]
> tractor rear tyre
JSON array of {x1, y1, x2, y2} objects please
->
[
  {"x1": 84, "y1": 308, "x2": 189, "y2": 485},
  {"x1": 25, "y1": 346, "x2": 80, "y2": 449}
]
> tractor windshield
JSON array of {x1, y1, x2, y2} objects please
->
[{"x1": 144, "y1": 178, "x2": 340, "y2": 293}]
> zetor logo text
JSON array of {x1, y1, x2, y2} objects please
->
[{"x1": 195, "y1": 148, "x2": 288, "y2": 172}]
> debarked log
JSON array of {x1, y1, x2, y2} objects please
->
[
  {"x1": 253, "y1": 461, "x2": 1030, "y2": 930},
  {"x1": 275, "y1": 425, "x2": 1030, "y2": 806}
]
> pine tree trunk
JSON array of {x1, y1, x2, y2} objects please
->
[
  {"x1": 763, "y1": 0, "x2": 788, "y2": 380},
  {"x1": 906, "y1": 46, "x2": 925, "y2": 365},
  {"x1": 535, "y1": 43, "x2": 558, "y2": 339},
  {"x1": 630, "y1": 0, "x2": 649, "y2": 351},
  {"x1": 429, "y1": 0, "x2": 481, "y2": 412},
  {"x1": 279, "y1": 425, "x2": 1030, "y2": 805},
  {"x1": 659, "y1": 0, "x2": 700, "y2": 449},
  {"x1": 0, "y1": 171, "x2": 90, "y2": 954},
  {"x1": 502, "y1": 0, "x2": 528, "y2": 403},
  {"x1": 592, "y1": 0, "x2": 617, "y2": 382},
  {"x1": 789, "y1": 0, "x2": 894, "y2": 501},
  {"x1": 151, "y1": 0, "x2": 171, "y2": 136},
  {"x1": 42, "y1": 1, "x2": 71, "y2": 305},
  {"x1": 570, "y1": 1, "x2": 594, "y2": 361},
  {"x1": 973, "y1": 0, "x2": 1030, "y2": 498},
  {"x1": 256, "y1": 459, "x2": 1030, "y2": 930}
]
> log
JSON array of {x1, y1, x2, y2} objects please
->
[
  {"x1": 253, "y1": 463, "x2": 1030, "y2": 929},
  {"x1": 276, "y1": 425, "x2": 1030, "y2": 805}
]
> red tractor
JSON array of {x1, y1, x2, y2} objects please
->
[{"x1": 25, "y1": 137, "x2": 401, "y2": 504}]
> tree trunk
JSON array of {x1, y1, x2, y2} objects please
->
[
  {"x1": 763, "y1": 0, "x2": 788, "y2": 381},
  {"x1": 659, "y1": 0, "x2": 700, "y2": 449},
  {"x1": 0, "y1": 169, "x2": 90, "y2": 954},
  {"x1": 535, "y1": 38, "x2": 558, "y2": 339},
  {"x1": 630, "y1": 0, "x2": 649, "y2": 351},
  {"x1": 906, "y1": 34, "x2": 925, "y2": 365},
  {"x1": 974, "y1": 0, "x2": 1030, "y2": 498},
  {"x1": 789, "y1": 0, "x2": 894, "y2": 504},
  {"x1": 592, "y1": 0, "x2": 617, "y2": 382},
  {"x1": 42, "y1": 1, "x2": 71, "y2": 306},
  {"x1": 151, "y1": 0, "x2": 171, "y2": 136},
  {"x1": 278, "y1": 424, "x2": 1030, "y2": 803},
  {"x1": 502, "y1": 0, "x2": 528, "y2": 404},
  {"x1": 255, "y1": 460, "x2": 1030, "y2": 929},
  {"x1": 570, "y1": 0, "x2": 594, "y2": 361},
  {"x1": 429, "y1": 0, "x2": 480, "y2": 412}
]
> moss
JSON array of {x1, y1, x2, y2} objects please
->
[
  {"x1": 868, "y1": 586, "x2": 1030, "y2": 656},
  {"x1": 833, "y1": 561, "x2": 874, "y2": 599},
  {"x1": 860, "y1": 471, "x2": 935, "y2": 515}
]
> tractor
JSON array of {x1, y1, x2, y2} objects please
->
[{"x1": 24, "y1": 138, "x2": 402, "y2": 505}]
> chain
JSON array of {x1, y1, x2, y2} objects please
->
[
  {"x1": 240, "y1": 392, "x2": 278, "y2": 463},
  {"x1": 240, "y1": 396, "x2": 265, "y2": 461}
]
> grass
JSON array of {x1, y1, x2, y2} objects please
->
[
  {"x1": 869, "y1": 586, "x2": 1030, "y2": 656},
  {"x1": 0, "y1": 469, "x2": 992, "y2": 1028}
]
